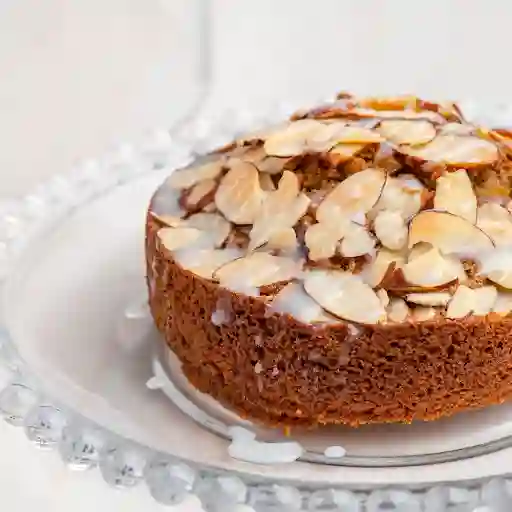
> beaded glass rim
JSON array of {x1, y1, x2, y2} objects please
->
[{"x1": 2, "y1": 101, "x2": 512, "y2": 511}]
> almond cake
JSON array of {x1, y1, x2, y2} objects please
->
[{"x1": 146, "y1": 93, "x2": 512, "y2": 427}]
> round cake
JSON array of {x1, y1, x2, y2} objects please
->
[{"x1": 146, "y1": 93, "x2": 512, "y2": 428}]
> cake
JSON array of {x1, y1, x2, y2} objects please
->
[{"x1": 146, "y1": 93, "x2": 512, "y2": 428}]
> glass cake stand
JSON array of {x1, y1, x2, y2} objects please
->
[{"x1": 3, "y1": 102, "x2": 512, "y2": 512}]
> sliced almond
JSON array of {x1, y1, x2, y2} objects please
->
[
  {"x1": 263, "y1": 119, "x2": 325, "y2": 157},
  {"x1": 340, "y1": 108, "x2": 444, "y2": 123},
  {"x1": 439, "y1": 123, "x2": 475, "y2": 136},
  {"x1": 407, "y1": 242, "x2": 434, "y2": 262},
  {"x1": 185, "y1": 179, "x2": 217, "y2": 209},
  {"x1": 378, "y1": 119, "x2": 436, "y2": 146},
  {"x1": 259, "y1": 173, "x2": 276, "y2": 192},
  {"x1": 167, "y1": 159, "x2": 224, "y2": 189},
  {"x1": 305, "y1": 221, "x2": 347, "y2": 261},
  {"x1": 476, "y1": 203, "x2": 512, "y2": 247},
  {"x1": 173, "y1": 248, "x2": 243, "y2": 279},
  {"x1": 215, "y1": 253, "x2": 303, "y2": 292},
  {"x1": 303, "y1": 269, "x2": 386, "y2": 324},
  {"x1": 310, "y1": 125, "x2": 382, "y2": 149},
  {"x1": 434, "y1": 170, "x2": 477, "y2": 223},
  {"x1": 184, "y1": 212, "x2": 232, "y2": 248},
  {"x1": 258, "y1": 156, "x2": 288, "y2": 174},
  {"x1": 412, "y1": 306, "x2": 436, "y2": 321},
  {"x1": 473, "y1": 285, "x2": 498, "y2": 315},
  {"x1": 446, "y1": 285, "x2": 475, "y2": 319},
  {"x1": 215, "y1": 161, "x2": 264, "y2": 224},
  {"x1": 157, "y1": 226, "x2": 204, "y2": 252},
  {"x1": 408, "y1": 210, "x2": 494, "y2": 258},
  {"x1": 374, "y1": 210, "x2": 408, "y2": 250},
  {"x1": 359, "y1": 96, "x2": 418, "y2": 111},
  {"x1": 265, "y1": 228, "x2": 299, "y2": 254},
  {"x1": 493, "y1": 292, "x2": 512, "y2": 315},
  {"x1": 371, "y1": 174, "x2": 424, "y2": 220},
  {"x1": 362, "y1": 248, "x2": 406, "y2": 288},
  {"x1": 338, "y1": 223, "x2": 375, "y2": 257},
  {"x1": 269, "y1": 282, "x2": 334, "y2": 324},
  {"x1": 406, "y1": 292, "x2": 452, "y2": 306},
  {"x1": 149, "y1": 211, "x2": 183, "y2": 227},
  {"x1": 387, "y1": 298, "x2": 410, "y2": 322},
  {"x1": 402, "y1": 246, "x2": 465, "y2": 288},
  {"x1": 402, "y1": 135, "x2": 498, "y2": 166},
  {"x1": 377, "y1": 288, "x2": 390, "y2": 308},
  {"x1": 317, "y1": 168, "x2": 387, "y2": 223},
  {"x1": 478, "y1": 247, "x2": 512, "y2": 289},
  {"x1": 249, "y1": 171, "x2": 310, "y2": 250},
  {"x1": 328, "y1": 143, "x2": 366, "y2": 163}
]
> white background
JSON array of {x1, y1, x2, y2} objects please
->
[{"x1": 0, "y1": 0, "x2": 511, "y2": 509}]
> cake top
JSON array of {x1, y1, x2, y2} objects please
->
[{"x1": 150, "y1": 93, "x2": 512, "y2": 326}]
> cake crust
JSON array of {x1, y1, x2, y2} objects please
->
[{"x1": 145, "y1": 94, "x2": 512, "y2": 427}]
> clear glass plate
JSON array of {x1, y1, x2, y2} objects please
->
[{"x1": 2, "y1": 103, "x2": 512, "y2": 511}]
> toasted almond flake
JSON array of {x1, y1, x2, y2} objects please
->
[
  {"x1": 149, "y1": 211, "x2": 183, "y2": 227},
  {"x1": 264, "y1": 119, "x2": 325, "y2": 157},
  {"x1": 387, "y1": 298, "x2": 410, "y2": 322},
  {"x1": 359, "y1": 96, "x2": 418, "y2": 111},
  {"x1": 258, "y1": 156, "x2": 288, "y2": 174},
  {"x1": 406, "y1": 292, "x2": 452, "y2": 306},
  {"x1": 185, "y1": 179, "x2": 216, "y2": 209},
  {"x1": 338, "y1": 223, "x2": 375, "y2": 257},
  {"x1": 215, "y1": 253, "x2": 302, "y2": 292},
  {"x1": 269, "y1": 282, "x2": 334, "y2": 323},
  {"x1": 362, "y1": 248, "x2": 405, "y2": 288},
  {"x1": 407, "y1": 242, "x2": 434, "y2": 262},
  {"x1": 374, "y1": 210, "x2": 408, "y2": 250},
  {"x1": 259, "y1": 173, "x2": 276, "y2": 192},
  {"x1": 173, "y1": 248, "x2": 243, "y2": 279},
  {"x1": 378, "y1": 119, "x2": 436, "y2": 146},
  {"x1": 265, "y1": 228, "x2": 299, "y2": 254},
  {"x1": 493, "y1": 292, "x2": 512, "y2": 315},
  {"x1": 412, "y1": 306, "x2": 436, "y2": 321},
  {"x1": 473, "y1": 285, "x2": 498, "y2": 315},
  {"x1": 371, "y1": 175, "x2": 424, "y2": 220},
  {"x1": 440, "y1": 123, "x2": 475, "y2": 136},
  {"x1": 240, "y1": 146, "x2": 267, "y2": 164},
  {"x1": 446, "y1": 285, "x2": 475, "y2": 319},
  {"x1": 237, "y1": 123, "x2": 289, "y2": 145},
  {"x1": 249, "y1": 171, "x2": 310, "y2": 251},
  {"x1": 303, "y1": 269, "x2": 386, "y2": 324},
  {"x1": 167, "y1": 159, "x2": 223, "y2": 189},
  {"x1": 403, "y1": 134, "x2": 498, "y2": 166},
  {"x1": 478, "y1": 247, "x2": 512, "y2": 289},
  {"x1": 377, "y1": 288, "x2": 390, "y2": 308},
  {"x1": 408, "y1": 210, "x2": 494, "y2": 258},
  {"x1": 403, "y1": 247, "x2": 465, "y2": 288},
  {"x1": 215, "y1": 161, "x2": 264, "y2": 224},
  {"x1": 317, "y1": 168, "x2": 387, "y2": 222},
  {"x1": 157, "y1": 226, "x2": 204, "y2": 251},
  {"x1": 342, "y1": 108, "x2": 444, "y2": 123},
  {"x1": 312, "y1": 125, "x2": 382, "y2": 148},
  {"x1": 434, "y1": 170, "x2": 477, "y2": 223},
  {"x1": 476, "y1": 203, "x2": 512, "y2": 247},
  {"x1": 184, "y1": 212, "x2": 232, "y2": 248},
  {"x1": 305, "y1": 221, "x2": 349, "y2": 261},
  {"x1": 328, "y1": 143, "x2": 366, "y2": 162}
]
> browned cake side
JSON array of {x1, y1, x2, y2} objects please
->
[{"x1": 145, "y1": 93, "x2": 512, "y2": 427}]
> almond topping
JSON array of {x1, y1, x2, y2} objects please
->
[
  {"x1": 167, "y1": 159, "x2": 223, "y2": 189},
  {"x1": 406, "y1": 292, "x2": 452, "y2": 306},
  {"x1": 340, "y1": 108, "x2": 444, "y2": 123},
  {"x1": 387, "y1": 298, "x2": 410, "y2": 322},
  {"x1": 403, "y1": 135, "x2": 498, "y2": 166},
  {"x1": 265, "y1": 228, "x2": 299, "y2": 255},
  {"x1": 377, "y1": 288, "x2": 390, "y2": 308},
  {"x1": 374, "y1": 210, "x2": 408, "y2": 250},
  {"x1": 476, "y1": 203, "x2": 512, "y2": 247},
  {"x1": 473, "y1": 286, "x2": 498, "y2": 315},
  {"x1": 378, "y1": 120, "x2": 436, "y2": 146},
  {"x1": 215, "y1": 161, "x2": 264, "y2": 224},
  {"x1": 249, "y1": 171, "x2": 310, "y2": 250},
  {"x1": 328, "y1": 143, "x2": 366, "y2": 162},
  {"x1": 439, "y1": 123, "x2": 475, "y2": 136},
  {"x1": 269, "y1": 282, "x2": 334, "y2": 324},
  {"x1": 149, "y1": 212, "x2": 183, "y2": 227},
  {"x1": 408, "y1": 210, "x2": 494, "y2": 258},
  {"x1": 215, "y1": 253, "x2": 303, "y2": 292},
  {"x1": 185, "y1": 179, "x2": 216, "y2": 209},
  {"x1": 157, "y1": 226, "x2": 204, "y2": 251},
  {"x1": 412, "y1": 307, "x2": 436, "y2": 321},
  {"x1": 258, "y1": 156, "x2": 288, "y2": 174},
  {"x1": 338, "y1": 223, "x2": 375, "y2": 257},
  {"x1": 434, "y1": 170, "x2": 477, "y2": 223},
  {"x1": 362, "y1": 248, "x2": 405, "y2": 288},
  {"x1": 173, "y1": 248, "x2": 243, "y2": 279},
  {"x1": 478, "y1": 247, "x2": 512, "y2": 289},
  {"x1": 317, "y1": 168, "x2": 387, "y2": 223},
  {"x1": 184, "y1": 212, "x2": 232, "y2": 248},
  {"x1": 493, "y1": 292, "x2": 512, "y2": 316},
  {"x1": 305, "y1": 221, "x2": 348, "y2": 261},
  {"x1": 304, "y1": 269, "x2": 386, "y2": 324},
  {"x1": 403, "y1": 246, "x2": 465, "y2": 288},
  {"x1": 446, "y1": 285, "x2": 476, "y2": 319},
  {"x1": 259, "y1": 173, "x2": 276, "y2": 192},
  {"x1": 263, "y1": 119, "x2": 325, "y2": 157}
]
